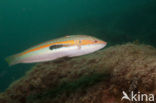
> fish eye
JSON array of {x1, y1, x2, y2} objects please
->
[{"x1": 94, "y1": 40, "x2": 98, "y2": 43}]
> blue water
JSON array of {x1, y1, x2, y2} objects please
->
[{"x1": 0, "y1": 0, "x2": 156, "y2": 92}]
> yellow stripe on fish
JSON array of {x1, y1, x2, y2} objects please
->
[
  {"x1": 5, "y1": 35, "x2": 107, "y2": 66},
  {"x1": 20, "y1": 40, "x2": 76, "y2": 56}
]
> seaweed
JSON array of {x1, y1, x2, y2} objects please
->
[{"x1": 27, "y1": 73, "x2": 110, "y2": 102}]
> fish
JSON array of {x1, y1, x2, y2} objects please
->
[{"x1": 5, "y1": 35, "x2": 107, "y2": 66}]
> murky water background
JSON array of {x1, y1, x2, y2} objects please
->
[{"x1": 0, "y1": 0, "x2": 156, "y2": 92}]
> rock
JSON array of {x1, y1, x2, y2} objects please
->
[{"x1": 0, "y1": 43, "x2": 156, "y2": 103}]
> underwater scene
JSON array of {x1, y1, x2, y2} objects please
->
[{"x1": 0, "y1": 0, "x2": 156, "y2": 103}]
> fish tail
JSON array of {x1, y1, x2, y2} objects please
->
[{"x1": 5, "y1": 54, "x2": 21, "y2": 66}]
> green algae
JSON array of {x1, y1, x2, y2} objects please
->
[{"x1": 27, "y1": 72, "x2": 110, "y2": 102}]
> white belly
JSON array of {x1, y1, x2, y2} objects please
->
[{"x1": 67, "y1": 44, "x2": 105, "y2": 57}]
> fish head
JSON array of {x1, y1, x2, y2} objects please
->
[
  {"x1": 79, "y1": 37, "x2": 107, "y2": 49},
  {"x1": 66, "y1": 35, "x2": 107, "y2": 47},
  {"x1": 67, "y1": 36, "x2": 107, "y2": 57}
]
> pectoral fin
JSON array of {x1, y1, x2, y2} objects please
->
[{"x1": 74, "y1": 40, "x2": 81, "y2": 49}]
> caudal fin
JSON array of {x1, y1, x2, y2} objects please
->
[{"x1": 5, "y1": 54, "x2": 20, "y2": 66}]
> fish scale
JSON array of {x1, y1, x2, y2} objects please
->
[
  {"x1": 23, "y1": 35, "x2": 93, "y2": 53},
  {"x1": 5, "y1": 35, "x2": 107, "y2": 66}
]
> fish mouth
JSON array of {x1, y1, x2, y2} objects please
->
[{"x1": 102, "y1": 41, "x2": 107, "y2": 45}]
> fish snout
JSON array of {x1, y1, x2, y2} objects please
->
[
  {"x1": 95, "y1": 40, "x2": 107, "y2": 46},
  {"x1": 102, "y1": 41, "x2": 107, "y2": 45}
]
